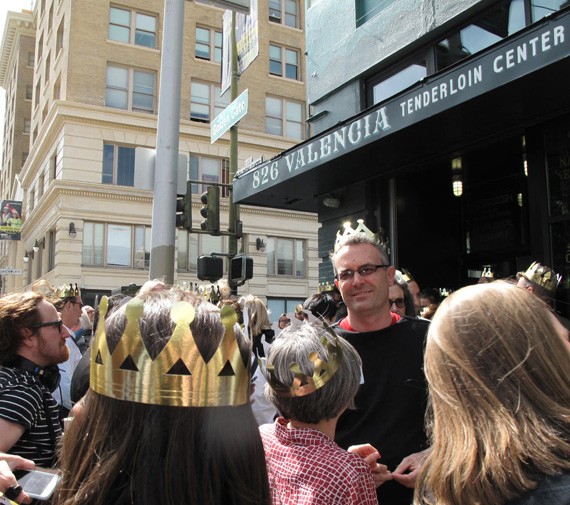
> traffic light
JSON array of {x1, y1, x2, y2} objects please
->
[
  {"x1": 175, "y1": 181, "x2": 192, "y2": 230},
  {"x1": 230, "y1": 254, "x2": 253, "y2": 284},
  {"x1": 200, "y1": 186, "x2": 220, "y2": 235},
  {"x1": 197, "y1": 255, "x2": 224, "y2": 282}
]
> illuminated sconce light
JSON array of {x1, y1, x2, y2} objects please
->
[
  {"x1": 33, "y1": 240, "x2": 40, "y2": 253},
  {"x1": 23, "y1": 252, "x2": 29, "y2": 263},
  {"x1": 451, "y1": 157, "x2": 463, "y2": 197}
]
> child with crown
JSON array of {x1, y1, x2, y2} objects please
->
[
  {"x1": 54, "y1": 286, "x2": 270, "y2": 505},
  {"x1": 259, "y1": 323, "x2": 388, "y2": 504}
]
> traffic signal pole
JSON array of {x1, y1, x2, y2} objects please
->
[
  {"x1": 149, "y1": 0, "x2": 185, "y2": 285},
  {"x1": 228, "y1": 10, "x2": 241, "y2": 293}
]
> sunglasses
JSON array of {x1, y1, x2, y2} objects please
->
[
  {"x1": 389, "y1": 297, "x2": 406, "y2": 309},
  {"x1": 31, "y1": 320, "x2": 63, "y2": 332},
  {"x1": 336, "y1": 264, "x2": 388, "y2": 282}
]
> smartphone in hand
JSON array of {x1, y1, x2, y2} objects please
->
[{"x1": 14, "y1": 468, "x2": 61, "y2": 501}]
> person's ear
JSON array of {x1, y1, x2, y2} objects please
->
[
  {"x1": 387, "y1": 266, "x2": 396, "y2": 286},
  {"x1": 20, "y1": 327, "x2": 36, "y2": 348}
]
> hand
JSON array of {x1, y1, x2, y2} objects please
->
[
  {"x1": 348, "y1": 444, "x2": 392, "y2": 487},
  {"x1": 391, "y1": 449, "x2": 429, "y2": 488},
  {"x1": 0, "y1": 453, "x2": 36, "y2": 504}
]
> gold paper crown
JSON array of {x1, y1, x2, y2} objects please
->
[
  {"x1": 482, "y1": 267, "x2": 494, "y2": 279},
  {"x1": 260, "y1": 324, "x2": 342, "y2": 398},
  {"x1": 518, "y1": 261, "x2": 561, "y2": 293},
  {"x1": 55, "y1": 283, "x2": 80, "y2": 299},
  {"x1": 318, "y1": 281, "x2": 335, "y2": 293},
  {"x1": 90, "y1": 296, "x2": 250, "y2": 407},
  {"x1": 401, "y1": 268, "x2": 414, "y2": 283},
  {"x1": 334, "y1": 219, "x2": 388, "y2": 253}
]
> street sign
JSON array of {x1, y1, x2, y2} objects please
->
[
  {"x1": 0, "y1": 267, "x2": 22, "y2": 275},
  {"x1": 211, "y1": 89, "x2": 248, "y2": 144}
]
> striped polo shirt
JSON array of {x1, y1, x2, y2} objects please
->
[{"x1": 0, "y1": 366, "x2": 62, "y2": 467}]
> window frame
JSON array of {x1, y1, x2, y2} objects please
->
[
  {"x1": 189, "y1": 155, "x2": 230, "y2": 197},
  {"x1": 195, "y1": 26, "x2": 223, "y2": 63},
  {"x1": 105, "y1": 64, "x2": 156, "y2": 114},
  {"x1": 102, "y1": 143, "x2": 136, "y2": 186},
  {"x1": 82, "y1": 222, "x2": 151, "y2": 269},
  {"x1": 269, "y1": 44, "x2": 300, "y2": 80},
  {"x1": 190, "y1": 81, "x2": 231, "y2": 123},
  {"x1": 177, "y1": 231, "x2": 228, "y2": 272},
  {"x1": 269, "y1": 0, "x2": 299, "y2": 28},
  {"x1": 108, "y1": 6, "x2": 158, "y2": 49},
  {"x1": 265, "y1": 95, "x2": 304, "y2": 140},
  {"x1": 266, "y1": 236, "x2": 306, "y2": 278}
]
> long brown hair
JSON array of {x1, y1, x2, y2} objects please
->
[
  {"x1": 55, "y1": 289, "x2": 270, "y2": 505},
  {"x1": 415, "y1": 282, "x2": 570, "y2": 505}
]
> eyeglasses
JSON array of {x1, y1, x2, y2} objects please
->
[
  {"x1": 336, "y1": 264, "x2": 388, "y2": 282},
  {"x1": 69, "y1": 301, "x2": 83, "y2": 308},
  {"x1": 31, "y1": 320, "x2": 63, "y2": 332},
  {"x1": 389, "y1": 297, "x2": 406, "y2": 309}
]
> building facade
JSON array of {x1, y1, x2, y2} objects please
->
[
  {"x1": 235, "y1": 0, "x2": 570, "y2": 319},
  {"x1": 0, "y1": 0, "x2": 318, "y2": 315}
]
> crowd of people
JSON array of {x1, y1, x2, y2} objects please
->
[{"x1": 0, "y1": 220, "x2": 569, "y2": 505}]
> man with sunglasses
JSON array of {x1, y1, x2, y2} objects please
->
[
  {"x1": 331, "y1": 229, "x2": 430, "y2": 505},
  {"x1": 0, "y1": 291, "x2": 69, "y2": 468}
]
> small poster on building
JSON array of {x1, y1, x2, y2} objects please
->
[{"x1": 0, "y1": 200, "x2": 23, "y2": 240}]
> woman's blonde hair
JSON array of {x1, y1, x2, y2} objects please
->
[
  {"x1": 240, "y1": 295, "x2": 271, "y2": 337},
  {"x1": 415, "y1": 282, "x2": 570, "y2": 505}
]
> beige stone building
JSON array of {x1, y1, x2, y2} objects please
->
[{"x1": 0, "y1": 0, "x2": 318, "y2": 315}]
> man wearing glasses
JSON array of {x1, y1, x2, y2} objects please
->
[
  {"x1": 0, "y1": 291, "x2": 69, "y2": 468},
  {"x1": 331, "y1": 229, "x2": 429, "y2": 505}
]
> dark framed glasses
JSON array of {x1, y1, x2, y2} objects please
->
[
  {"x1": 69, "y1": 300, "x2": 83, "y2": 308},
  {"x1": 31, "y1": 320, "x2": 63, "y2": 332},
  {"x1": 336, "y1": 264, "x2": 388, "y2": 282},
  {"x1": 389, "y1": 297, "x2": 406, "y2": 309}
]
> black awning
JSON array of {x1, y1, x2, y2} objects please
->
[{"x1": 233, "y1": 8, "x2": 570, "y2": 212}]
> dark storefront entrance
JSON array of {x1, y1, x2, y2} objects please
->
[{"x1": 234, "y1": 9, "x2": 570, "y2": 319}]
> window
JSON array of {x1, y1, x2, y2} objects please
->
[
  {"x1": 177, "y1": 231, "x2": 227, "y2": 271},
  {"x1": 195, "y1": 27, "x2": 222, "y2": 62},
  {"x1": 190, "y1": 81, "x2": 230, "y2": 122},
  {"x1": 83, "y1": 222, "x2": 151, "y2": 268},
  {"x1": 108, "y1": 6, "x2": 157, "y2": 48},
  {"x1": 27, "y1": 51, "x2": 34, "y2": 67},
  {"x1": 25, "y1": 85, "x2": 33, "y2": 100},
  {"x1": 436, "y1": 0, "x2": 525, "y2": 71},
  {"x1": 189, "y1": 155, "x2": 230, "y2": 197},
  {"x1": 269, "y1": 0, "x2": 299, "y2": 28},
  {"x1": 356, "y1": 0, "x2": 397, "y2": 27},
  {"x1": 265, "y1": 96, "x2": 303, "y2": 140},
  {"x1": 266, "y1": 298, "x2": 305, "y2": 322},
  {"x1": 532, "y1": 0, "x2": 566, "y2": 23},
  {"x1": 23, "y1": 119, "x2": 31, "y2": 133},
  {"x1": 269, "y1": 45, "x2": 299, "y2": 80},
  {"x1": 56, "y1": 20, "x2": 64, "y2": 54},
  {"x1": 47, "y1": 229, "x2": 55, "y2": 272},
  {"x1": 370, "y1": 61, "x2": 427, "y2": 105},
  {"x1": 37, "y1": 33, "x2": 43, "y2": 62},
  {"x1": 45, "y1": 53, "x2": 50, "y2": 82},
  {"x1": 103, "y1": 143, "x2": 135, "y2": 186},
  {"x1": 35, "y1": 81, "x2": 40, "y2": 106},
  {"x1": 106, "y1": 65, "x2": 155, "y2": 113},
  {"x1": 267, "y1": 237, "x2": 306, "y2": 277}
]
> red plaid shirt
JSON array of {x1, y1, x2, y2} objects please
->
[{"x1": 260, "y1": 417, "x2": 378, "y2": 505}]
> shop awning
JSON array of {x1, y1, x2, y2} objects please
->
[{"x1": 233, "y1": 8, "x2": 570, "y2": 213}]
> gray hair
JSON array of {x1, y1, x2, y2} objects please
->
[
  {"x1": 264, "y1": 324, "x2": 362, "y2": 424},
  {"x1": 330, "y1": 232, "x2": 390, "y2": 271}
]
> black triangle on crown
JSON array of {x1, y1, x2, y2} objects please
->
[
  {"x1": 167, "y1": 359, "x2": 192, "y2": 376},
  {"x1": 119, "y1": 355, "x2": 139, "y2": 371},
  {"x1": 218, "y1": 361, "x2": 235, "y2": 377},
  {"x1": 95, "y1": 350, "x2": 103, "y2": 365}
]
